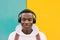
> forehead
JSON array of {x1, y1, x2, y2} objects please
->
[{"x1": 21, "y1": 13, "x2": 33, "y2": 18}]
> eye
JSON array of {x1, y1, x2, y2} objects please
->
[
  {"x1": 23, "y1": 19, "x2": 26, "y2": 21},
  {"x1": 28, "y1": 18, "x2": 33, "y2": 21},
  {"x1": 21, "y1": 18, "x2": 26, "y2": 21}
]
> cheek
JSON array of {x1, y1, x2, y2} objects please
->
[
  {"x1": 30, "y1": 18, "x2": 34, "y2": 23},
  {"x1": 21, "y1": 21, "x2": 24, "y2": 23},
  {"x1": 29, "y1": 21, "x2": 33, "y2": 24},
  {"x1": 21, "y1": 21, "x2": 25, "y2": 26}
]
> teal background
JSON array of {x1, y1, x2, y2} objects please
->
[{"x1": 0, "y1": 0, "x2": 26, "y2": 40}]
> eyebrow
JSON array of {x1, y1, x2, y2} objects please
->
[{"x1": 21, "y1": 18, "x2": 33, "y2": 19}]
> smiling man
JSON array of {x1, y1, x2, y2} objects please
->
[{"x1": 8, "y1": 9, "x2": 47, "y2": 40}]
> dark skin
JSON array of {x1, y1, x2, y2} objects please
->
[{"x1": 20, "y1": 13, "x2": 34, "y2": 34}]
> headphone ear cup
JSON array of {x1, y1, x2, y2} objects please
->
[
  {"x1": 33, "y1": 18, "x2": 36, "y2": 24},
  {"x1": 18, "y1": 17, "x2": 21, "y2": 23}
]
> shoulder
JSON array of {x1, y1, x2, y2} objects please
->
[
  {"x1": 8, "y1": 31, "x2": 16, "y2": 40},
  {"x1": 39, "y1": 32, "x2": 47, "y2": 40}
]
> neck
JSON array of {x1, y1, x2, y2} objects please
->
[{"x1": 22, "y1": 29, "x2": 33, "y2": 35}]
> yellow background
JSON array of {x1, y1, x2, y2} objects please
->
[{"x1": 27, "y1": 0, "x2": 60, "y2": 40}]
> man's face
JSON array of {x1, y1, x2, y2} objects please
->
[{"x1": 21, "y1": 13, "x2": 33, "y2": 30}]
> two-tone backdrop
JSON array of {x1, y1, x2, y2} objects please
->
[{"x1": 0, "y1": 0, "x2": 60, "y2": 40}]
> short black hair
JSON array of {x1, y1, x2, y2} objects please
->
[{"x1": 18, "y1": 9, "x2": 36, "y2": 18}]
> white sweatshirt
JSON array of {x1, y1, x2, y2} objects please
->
[{"x1": 8, "y1": 24, "x2": 47, "y2": 40}]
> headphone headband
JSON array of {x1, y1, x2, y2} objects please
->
[
  {"x1": 18, "y1": 9, "x2": 36, "y2": 24},
  {"x1": 18, "y1": 9, "x2": 36, "y2": 18}
]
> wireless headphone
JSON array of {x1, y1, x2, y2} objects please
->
[{"x1": 18, "y1": 9, "x2": 36, "y2": 24}]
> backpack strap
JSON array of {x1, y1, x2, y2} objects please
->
[
  {"x1": 36, "y1": 33, "x2": 41, "y2": 40},
  {"x1": 14, "y1": 33, "x2": 19, "y2": 40},
  {"x1": 14, "y1": 33, "x2": 40, "y2": 40}
]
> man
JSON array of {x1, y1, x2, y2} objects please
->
[{"x1": 8, "y1": 9, "x2": 47, "y2": 40}]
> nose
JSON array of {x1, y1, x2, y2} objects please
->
[{"x1": 25, "y1": 20, "x2": 29, "y2": 23}]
